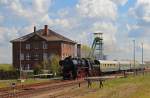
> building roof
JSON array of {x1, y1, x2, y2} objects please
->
[{"x1": 10, "y1": 29, "x2": 76, "y2": 44}]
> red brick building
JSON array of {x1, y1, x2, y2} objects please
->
[{"x1": 10, "y1": 25, "x2": 76, "y2": 70}]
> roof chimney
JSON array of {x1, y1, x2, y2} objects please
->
[
  {"x1": 44, "y1": 25, "x2": 48, "y2": 36},
  {"x1": 34, "y1": 26, "x2": 36, "y2": 33}
]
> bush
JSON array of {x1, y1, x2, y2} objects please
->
[
  {"x1": 0, "y1": 69, "x2": 19, "y2": 80},
  {"x1": 33, "y1": 64, "x2": 42, "y2": 75},
  {"x1": 49, "y1": 54, "x2": 61, "y2": 76}
]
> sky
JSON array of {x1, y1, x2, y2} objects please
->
[{"x1": 0, "y1": 0, "x2": 150, "y2": 63}]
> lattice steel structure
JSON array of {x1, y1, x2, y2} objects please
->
[{"x1": 89, "y1": 33, "x2": 104, "y2": 60}]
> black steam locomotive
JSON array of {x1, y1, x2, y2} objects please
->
[{"x1": 59, "y1": 56, "x2": 100, "y2": 80}]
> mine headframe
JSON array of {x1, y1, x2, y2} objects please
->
[{"x1": 89, "y1": 33, "x2": 104, "y2": 60}]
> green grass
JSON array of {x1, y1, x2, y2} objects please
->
[
  {"x1": 0, "y1": 79, "x2": 50, "y2": 88},
  {"x1": 0, "y1": 64, "x2": 13, "y2": 71},
  {"x1": 80, "y1": 73, "x2": 150, "y2": 98}
]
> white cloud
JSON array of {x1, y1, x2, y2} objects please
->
[
  {"x1": 92, "y1": 22, "x2": 117, "y2": 53},
  {"x1": 137, "y1": 0, "x2": 150, "y2": 22},
  {"x1": 0, "y1": 46, "x2": 12, "y2": 64},
  {"x1": 143, "y1": 43, "x2": 150, "y2": 50},
  {"x1": 0, "y1": 27, "x2": 19, "y2": 44},
  {"x1": 128, "y1": 0, "x2": 150, "y2": 38},
  {"x1": 41, "y1": 14, "x2": 71, "y2": 28},
  {"x1": 112, "y1": 0, "x2": 128, "y2": 6},
  {"x1": 75, "y1": 32, "x2": 91, "y2": 45},
  {"x1": 32, "y1": 0, "x2": 51, "y2": 14},
  {"x1": 0, "y1": 27, "x2": 19, "y2": 63},
  {"x1": 0, "y1": 15, "x2": 4, "y2": 23},
  {"x1": 0, "y1": 0, "x2": 8, "y2": 4},
  {"x1": 0, "y1": 0, "x2": 52, "y2": 24},
  {"x1": 129, "y1": 0, "x2": 150, "y2": 22},
  {"x1": 76, "y1": 0, "x2": 117, "y2": 20},
  {"x1": 57, "y1": 9, "x2": 69, "y2": 17}
]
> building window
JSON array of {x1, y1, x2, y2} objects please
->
[
  {"x1": 20, "y1": 53, "x2": 24, "y2": 60},
  {"x1": 27, "y1": 64, "x2": 30, "y2": 70},
  {"x1": 26, "y1": 53, "x2": 30, "y2": 60},
  {"x1": 23, "y1": 64, "x2": 30, "y2": 70},
  {"x1": 34, "y1": 43, "x2": 39, "y2": 49},
  {"x1": 42, "y1": 41, "x2": 47, "y2": 49},
  {"x1": 34, "y1": 53, "x2": 39, "y2": 60},
  {"x1": 20, "y1": 64, "x2": 23, "y2": 70},
  {"x1": 62, "y1": 44, "x2": 65, "y2": 48},
  {"x1": 43, "y1": 53, "x2": 47, "y2": 60},
  {"x1": 26, "y1": 44, "x2": 30, "y2": 49}
]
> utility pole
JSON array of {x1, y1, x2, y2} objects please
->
[
  {"x1": 17, "y1": 25, "x2": 26, "y2": 80},
  {"x1": 133, "y1": 40, "x2": 136, "y2": 75},
  {"x1": 141, "y1": 42, "x2": 145, "y2": 75},
  {"x1": 141, "y1": 42, "x2": 144, "y2": 65},
  {"x1": 20, "y1": 38, "x2": 22, "y2": 79}
]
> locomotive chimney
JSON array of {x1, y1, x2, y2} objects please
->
[
  {"x1": 77, "y1": 44, "x2": 81, "y2": 58},
  {"x1": 44, "y1": 25, "x2": 48, "y2": 36}
]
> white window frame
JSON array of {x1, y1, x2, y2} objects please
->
[
  {"x1": 27, "y1": 64, "x2": 30, "y2": 70},
  {"x1": 26, "y1": 44, "x2": 30, "y2": 49},
  {"x1": 34, "y1": 53, "x2": 39, "y2": 60},
  {"x1": 26, "y1": 53, "x2": 30, "y2": 60},
  {"x1": 42, "y1": 41, "x2": 48, "y2": 49},
  {"x1": 20, "y1": 53, "x2": 24, "y2": 60}
]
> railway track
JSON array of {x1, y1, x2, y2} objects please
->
[
  {"x1": 0, "y1": 80, "x2": 85, "y2": 98},
  {"x1": 1, "y1": 69, "x2": 150, "y2": 98},
  {"x1": 0, "y1": 80, "x2": 63, "y2": 97}
]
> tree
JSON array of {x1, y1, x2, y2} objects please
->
[
  {"x1": 33, "y1": 63, "x2": 42, "y2": 75},
  {"x1": 81, "y1": 44, "x2": 91, "y2": 58},
  {"x1": 41, "y1": 59, "x2": 50, "y2": 74},
  {"x1": 49, "y1": 54, "x2": 61, "y2": 76}
]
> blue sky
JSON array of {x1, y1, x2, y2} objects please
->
[{"x1": 0, "y1": 0, "x2": 150, "y2": 63}]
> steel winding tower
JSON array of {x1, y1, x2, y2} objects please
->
[{"x1": 89, "y1": 33, "x2": 104, "y2": 60}]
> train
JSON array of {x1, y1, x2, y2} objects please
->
[{"x1": 59, "y1": 56, "x2": 145, "y2": 80}]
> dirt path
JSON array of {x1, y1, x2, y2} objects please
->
[{"x1": 30, "y1": 85, "x2": 82, "y2": 98}]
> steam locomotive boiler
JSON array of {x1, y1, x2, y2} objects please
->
[{"x1": 59, "y1": 56, "x2": 100, "y2": 80}]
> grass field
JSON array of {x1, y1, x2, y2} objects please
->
[
  {"x1": 79, "y1": 73, "x2": 150, "y2": 98},
  {"x1": 29, "y1": 73, "x2": 150, "y2": 98},
  {"x1": 0, "y1": 64, "x2": 13, "y2": 71},
  {"x1": 0, "y1": 79, "x2": 50, "y2": 88}
]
